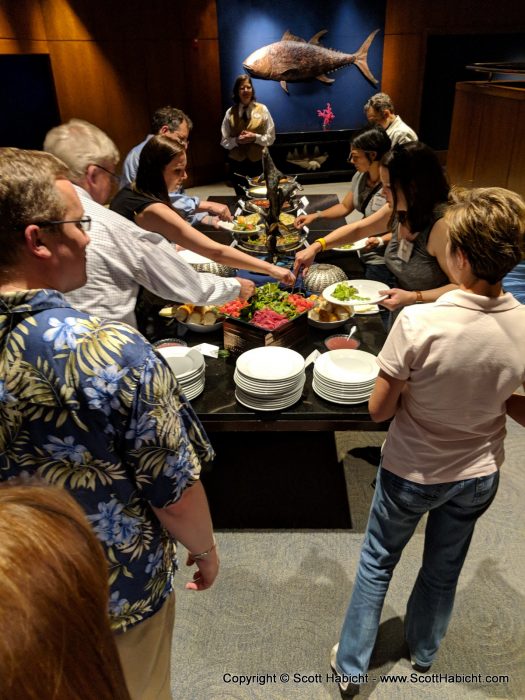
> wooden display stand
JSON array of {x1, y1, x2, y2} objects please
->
[{"x1": 447, "y1": 81, "x2": 525, "y2": 197}]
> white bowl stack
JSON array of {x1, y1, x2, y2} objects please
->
[
  {"x1": 234, "y1": 346, "x2": 306, "y2": 411},
  {"x1": 313, "y1": 349, "x2": 379, "y2": 404},
  {"x1": 156, "y1": 346, "x2": 206, "y2": 400}
]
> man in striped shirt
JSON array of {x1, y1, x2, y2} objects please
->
[{"x1": 43, "y1": 118, "x2": 254, "y2": 329}]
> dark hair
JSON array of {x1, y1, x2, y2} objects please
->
[
  {"x1": 351, "y1": 125, "x2": 391, "y2": 163},
  {"x1": 232, "y1": 74, "x2": 256, "y2": 104},
  {"x1": 446, "y1": 187, "x2": 525, "y2": 284},
  {"x1": 381, "y1": 141, "x2": 450, "y2": 233},
  {"x1": 0, "y1": 481, "x2": 131, "y2": 700},
  {"x1": 151, "y1": 106, "x2": 193, "y2": 134},
  {"x1": 135, "y1": 135, "x2": 185, "y2": 203}
]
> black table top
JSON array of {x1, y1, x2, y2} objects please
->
[{"x1": 184, "y1": 312, "x2": 389, "y2": 432}]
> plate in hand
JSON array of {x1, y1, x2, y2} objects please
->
[
  {"x1": 332, "y1": 237, "x2": 369, "y2": 252},
  {"x1": 322, "y1": 280, "x2": 390, "y2": 306}
]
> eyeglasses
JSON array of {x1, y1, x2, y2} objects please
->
[
  {"x1": 93, "y1": 163, "x2": 120, "y2": 182},
  {"x1": 35, "y1": 217, "x2": 92, "y2": 232}
]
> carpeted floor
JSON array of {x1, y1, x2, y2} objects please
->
[{"x1": 171, "y1": 422, "x2": 524, "y2": 699}]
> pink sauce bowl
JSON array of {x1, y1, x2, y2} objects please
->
[{"x1": 324, "y1": 335, "x2": 361, "y2": 351}]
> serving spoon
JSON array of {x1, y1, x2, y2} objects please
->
[{"x1": 345, "y1": 325, "x2": 357, "y2": 341}]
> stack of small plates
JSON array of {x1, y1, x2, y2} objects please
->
[
  {"x1": 156, "y1": 346, "x2": 206, "y2": 400},
  {"x1": 313, "y1": 349, "x2": 378, "y2": 405},
  {"x1": 234, "y1": 346, "x2": 306, "y2": 411}
]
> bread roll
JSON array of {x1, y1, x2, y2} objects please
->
[
  {"x1": 202, "y1": 310, "x2": 218, "y2": 325},
  {"x1": 174, "y1": 304, "x2": 194, "y2": 321},
  {"x1": 188, "y1": 310, "x2": 203, "y2": 324}
]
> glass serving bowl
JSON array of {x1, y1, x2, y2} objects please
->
[{"x1": 324, "y1": 335, "x2": 361, "y2": 351}]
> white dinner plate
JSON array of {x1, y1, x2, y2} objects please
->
[
  {"x1": 322, "y1": 280, "x2": 390, "y2": 306},
  {"x1": 312, "y1": 380, "x2": 371, "y2": 405},
  {"x1": 234, "y1": 370, "x2": 304, "y2": 394},
  {"x1": 314, "y1": 349, "x2": 379, "y2": 384},
  {"x1": 332, "y1": 237, "x2": 369, "y2": 252},
  {"x1": 353, "y1": 304, "x2": 380, "y2": 315},
  {"x1": 236, "y1": 347, "x2": 305, "y2": 381},
  {"x1": 235, "y1": 387, "x2": 303, "y2": 411},
  {"x1": 156, "y1": 346, "x2": 205, "y2": 379}
]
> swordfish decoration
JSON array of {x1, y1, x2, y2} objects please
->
[{"x1": 243, "y1": 28, "x2": 380, "y2": 93}]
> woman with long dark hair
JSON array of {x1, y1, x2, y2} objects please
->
[
  {"x1": 220, "y1": 74, "x2": 276, "y2": 197},
  {"x1": 294, "y1": 142, "x2": 455, "y2": 314},
  {"x1": 110, "y1": 135, "x2": 294, "y2": 286},
  {"x1": 295, "y1": 125, "x2": 395, "y2": 286}
]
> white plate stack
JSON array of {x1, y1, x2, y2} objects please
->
[
  {"x1": 313, "y1": 349, "x2": 379, "y2": 405},
  {"x1": 156, "y1": 346, "x2": 206, "y2": 400},
  {"x1": 234, "y1": 346, "x2": 306, "y2": 411}
]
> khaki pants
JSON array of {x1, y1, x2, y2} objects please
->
[{"x1": 115, "y1": 593, "x2": 175, "y2": 700}]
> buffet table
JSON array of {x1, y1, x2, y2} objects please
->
[
  {"x1": 180, "y1": 312, "x2": 388, "y2": 529},
  {"x1": 164, "y1": 192, "x2": 385, "y2": 528}
]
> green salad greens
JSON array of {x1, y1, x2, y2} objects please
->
[
  {"x1": 239, "y1": 283, "x2": 300, "y2": 321},
  {"x1": 331, "y1": 283, "x2": 369, "y2": 302}
]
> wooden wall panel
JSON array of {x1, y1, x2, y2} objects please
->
[
  {"x1": 0, "y1": 1, "x2": 46, "y2": 40},
  {"x1": 446, "y1": 89, "x2": 482, "y2": 187},
  {"x1": 381, "y1": 34, "x2": 424, "y2": 130},
  {"x1": 47, "y1": 42, "x2": 128, "y2": 140},
  {"x1": 1, "y1": 0, "x2": 222, "y2": 184},
  {"x1": 447, "y1": 82, "x2": 525, "y2": 196},
  {"x1": 0, "y1": 38, "x2": 48, "y2": 53},
  {"x1": 508, "y1": 102, "x2": 525, "y2": 197},
  {"x1": 474, "y1": 96, "x2": 518, "y2": 188},
  {"x1": 183, "y1": 39, "x2": 224, "y2": 183}
]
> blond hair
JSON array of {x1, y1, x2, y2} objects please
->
[
  {"x1": 43, "y1": 118, "x2": 119, "y2": 181},
  {"x1": 0, "y1": 481, "x2": 131, "y2": 700},
  {"x1": 446, "y1": 187, "x2": 525, "y2": 284}
]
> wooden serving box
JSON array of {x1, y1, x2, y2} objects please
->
[{"x1": 223, "y1": 313, "x2": 308, "y2": 355}]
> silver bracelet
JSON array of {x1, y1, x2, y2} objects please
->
[
  {"x1": 190, "y1": 539, "x2": 217, "y2": 560},
  {"x1": 375, "y1": 236, "x2": 384, "y2": 248}
]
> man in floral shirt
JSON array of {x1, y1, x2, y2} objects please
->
[{"x1": 0, "y1": 148, "x2": 219, "y2": 699}]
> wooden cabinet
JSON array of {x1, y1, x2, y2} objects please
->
[{"x1": 447, "y1": 81, "x2": 525, "y2": 197}]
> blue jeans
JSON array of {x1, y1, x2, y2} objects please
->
[{"x1": 335, "y1": 466, "x2": 499, "y2": 675}]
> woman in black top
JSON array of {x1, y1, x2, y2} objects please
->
[{"x1": 111, "y1": 135, "x2": 294, "y2": 285}]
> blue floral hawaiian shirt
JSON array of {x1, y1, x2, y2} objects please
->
[{"x1": 0, "y1": 289, "x2": 214, "y2": 632}]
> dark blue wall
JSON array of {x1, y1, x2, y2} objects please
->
[{"x1": 216, "y1": 0, "x2": 386, "y2": 133}]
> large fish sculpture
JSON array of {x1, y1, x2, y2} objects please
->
[{"x1": 243, "y1": 28, "x2": 380, "y2": 93}]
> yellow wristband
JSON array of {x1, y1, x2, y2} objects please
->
[
  {"x1": 415, "y1": 290, "x2": 423, "y2": 303},
  {"x1": 314, "y1": 237, "x2": 327, "y2": 251}
]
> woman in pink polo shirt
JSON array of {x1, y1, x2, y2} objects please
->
[{"x1": 331, "y1": 187, "x2": 525, "y2": 697}]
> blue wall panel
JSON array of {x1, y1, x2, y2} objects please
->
[{"x1": 216, "y1": 0, "x2": 386, "y2": 133}]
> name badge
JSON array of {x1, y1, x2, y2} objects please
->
[{"x1": 397, "y1": 238, "x2": 414, "y2": 263}]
